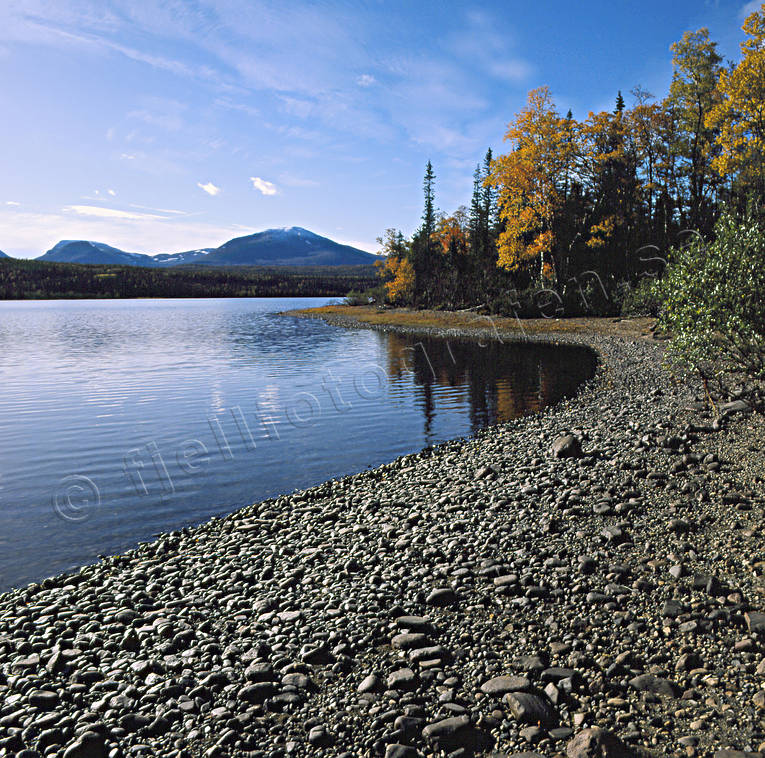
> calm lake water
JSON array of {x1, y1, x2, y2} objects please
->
[{"x1": 0, "y1": 298, "x2": 596, "y2": 590}]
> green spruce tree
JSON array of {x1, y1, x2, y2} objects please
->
[{"x1": 411, "y1": 161, "x2": 437, "y2": 307}]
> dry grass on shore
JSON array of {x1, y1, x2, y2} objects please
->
[{"x1": 288, "y1": 304, "x2": 658, "y2": 341}]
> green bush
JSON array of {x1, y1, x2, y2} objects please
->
[
  {"x1": 560, "y1": 275, "x2": 622, "y2": 317},
  {"x1": 658, "y1": 205, "x2": 765, "y2": 407},
  {"x1": 488, "y1": 276, "x2": 628, "y2": 319},
  {"x1": 620, "y1": 276, "x2": 663, "y2": 316},
  {"x1": 344, "y1": 290, "x2": 370, "y2": 306}
]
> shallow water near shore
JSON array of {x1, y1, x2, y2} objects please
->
[{"x1": 0, "y1": 297, "x2": 596, "y2": 591}]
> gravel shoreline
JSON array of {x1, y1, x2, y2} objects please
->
[{"x1": 1, "y1": 311, "x2": 764, "y2": 758}]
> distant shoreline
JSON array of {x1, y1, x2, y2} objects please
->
[{"x1": 0, "y1": 257, "x2": 376, "y2": 300}]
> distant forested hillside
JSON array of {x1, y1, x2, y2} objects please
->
[{"x1": 0, "y1": 258, "x2": 378, "y2": 300}]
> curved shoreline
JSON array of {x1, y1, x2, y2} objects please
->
[{"x1": 1, "y1": 308, "x2": 764, "y2": 758}]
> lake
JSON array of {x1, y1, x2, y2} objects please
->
[{"x1": 0, "y1": 298, "x2": 597, "y2": 591}]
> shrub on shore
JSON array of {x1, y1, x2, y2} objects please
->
[
  {"x1": 620, "y1": 277, "x2": 663, "y2": 317},
  {"x1": 658, "y1": 205, "x2": 765, "y2": 408}
]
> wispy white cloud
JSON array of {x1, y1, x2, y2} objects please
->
[
  {"x1": 5, "y1": 201, "x2": 21, "y2": 206},
  {"x1": 128, "y1": 97, "x2": 188, "y2": 134},
  {"x1": 63, "y1": 204, "x2": 164, "y2": 220},
  {"x1": 489, "y1": 59, "x2": 533, "y2": 82},
  {"x1": 107, "y1": 189, "x2": 117, "y2": 196},
  {"x1": 262, "y1": 121, "x2": 327, "y2": 145},
  {"x1": 0, "y1": 8, "x2": 233, "y2": 90},
  {"x1": 409, "y1": 124, "x2": 482, "y2": 154},
  {"x1": 279, "y1": 173, "x2": 319, "y2": 188},
  {"x1": 250, "y1": 176, "x2": 277, "y2": 196},
  {"x1": 81, "y1": 191, "x2": 115, "y2": 202},
  {"x1": 129, "y1": 109, "x2": 184, "y2": 132},
  {"x1": 109, "y1": 41, "x2": 219, "y2": 82},
  {"x1": 278, "y1": 95, "x2": 315, "y2": 119},
  {"x1": 439, "y1": 10, "x2": 533, "y2": 90},
  {"x1": 209, "y1": 4, "x2": 357, "y2": 95},
  {"x1": 128, "y1": 203, "x2": 188, "y2": 215},
  {"x1": 213, "y1": 98, "x2": 260, "y2": 118},
  {"x1": 740, "y1": 1, "x2": 762, "y2": 17},
  {"x1": 356, "y1": 74, "x2": 376, "y2": 87},
  {"x1": 197, "y1": 181, "x2": 221, "y2": 196}
]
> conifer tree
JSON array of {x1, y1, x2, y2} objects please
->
[
  {"x1": 421, "y1": 161, "x2": 436, "y2": 247},
  {"x1": 469, "y1": 163, "x2": 484, "y2": 252},
  {"x1": 481, "y1": 148, "x2": 496, "y2": 236},
  {"x1": 411, "y1": 161, "x2": 437, "y2": 306}
]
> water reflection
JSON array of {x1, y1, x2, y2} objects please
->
[{"x1": 384, "y1": 333, "x2": 596, "y2": 444}]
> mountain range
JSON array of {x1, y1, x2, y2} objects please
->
[
  {"x1": 0, "y1": 251, "x2": 8, "y2": 258},
  {"x1": 33, "y1": 227, "x2": 379, "y2": 267}
]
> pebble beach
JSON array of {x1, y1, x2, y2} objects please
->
[{"x1": 1, "y1": 310, "x2": 764, "y2": 758}]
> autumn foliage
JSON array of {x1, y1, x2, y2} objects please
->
[
  {"x1": 707, "y1": 9, "x2": 765, "y2": 197},
  {"x1": 381, "y1": 255, "x2": 414, "y2": 304}
]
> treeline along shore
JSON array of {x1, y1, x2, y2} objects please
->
[
  {"x1": 0, "y1": 258, "x2": 378, "y2": 300},
  {"x1": 0, "y1": 308, "x2": 763, "y2": 758},
  {"x1": 371, "y1": 7, "x2": 765, "y2": 324}
]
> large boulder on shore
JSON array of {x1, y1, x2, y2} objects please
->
[
  {"x1": 552, "y1": 434, "x2": 582, "y2": 459},
  {"x1": 566, "y1": 727, "x2": 634, "y2": 757}
]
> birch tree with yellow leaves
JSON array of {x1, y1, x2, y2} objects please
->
[
  {"x1": 707, "y1": 4, "x2": 765, "y2": 199},
  {"x1": 667, "y1": 28, "x2": 723, "y2": 232},
  {"x1": 488, "y1": 87, "x2": 578, "y2": 282},
  {"x1": 376, "y1": 228, "x2": 414, "y2": 305}
]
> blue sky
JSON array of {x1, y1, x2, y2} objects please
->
[{"x1": 0, "y1": 0, "x2": 759, "y2": 258}]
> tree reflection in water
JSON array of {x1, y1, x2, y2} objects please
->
[{"x1": 384, "y1": 334, "x2": 597, "y2": 445}]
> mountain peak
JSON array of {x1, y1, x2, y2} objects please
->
[
  {"x1": 213, "y1": 227, "x2": 377, "y2": 266},
  {"x1": 39, "y1": 240, "x2": 157, "y2": 266}
]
